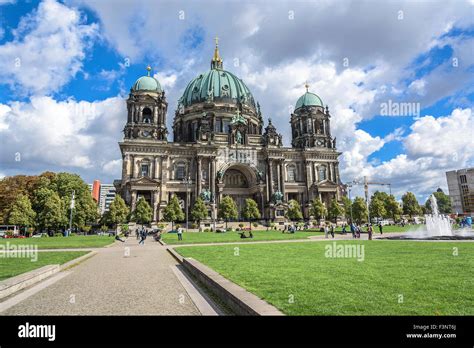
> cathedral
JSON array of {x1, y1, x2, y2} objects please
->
[{"x1": 114, "y1": 40, "x2": 343, "y2": 223}]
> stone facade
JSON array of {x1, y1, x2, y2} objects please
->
[{"x1": 114, "y1": 45, "x2": 343, "y2": 222}]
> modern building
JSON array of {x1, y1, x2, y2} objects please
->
[
  {"x1": 446, "y1": 167, "x2": 474, "y2": 215},
  {"x1": 114, "y1": 40, "x2": 343, "y2": 222},
  {"x1": 88, "y1": 182, "x2": 117, "y2": 215}
]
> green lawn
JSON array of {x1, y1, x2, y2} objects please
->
[
  {"x1": 307, "y1": 224, "x2": 423, "y2": 233},
  {"x1": 176, "y1": 240, "x2": 474, "y2": 315},
  {"x1": 0, "y1": 251, "x2": 88, "y2": 280},
  {"x1": 0, "y1": 235, "x2": 115, "y2": 249},
  {"x1": 162, "y1": 230, "x2": 323, "y2": 245}
]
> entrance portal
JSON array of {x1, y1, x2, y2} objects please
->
[{"x1": 221, "y1": 165, "x2": 258, "y2": 220}]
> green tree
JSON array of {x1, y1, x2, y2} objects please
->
[
  {"x1": 106, "y1": 195, "x2": 129, "y2": 234},
  {"x1": 309, "y1": 198, "x2": 327, "y2": 223},
  {"x1": 328, "y1": 199, "x2": 344, "y2": 223},
  {"x1": 191, "y1": 197, "x2": 208, "y2": 224},
  {"x1": 425, "y1": 188, "x2": 452, "y2": 214},
  {"x1": 287, "y1": 199, "x2": 303, "y2": 221},
  {"x1": 385, "y1": 194, "x2": 403, "y2": 221},
  {"x1": 7, "y1": 194, "x2": 36, "y2": 234},
  {"x1": 134, "y1": 197, "x2": 153, "y2": 228},
  {"x1": 163, "y1": 195, "x2": 185, "y2": 231},
  {"x1": 341, "y1": 196, "x2": 352, "y2": 220},
  {"x1": 242, "y1": 198, "x2": 260, "y2": 230},
  {"x1": 51, "y1": 173, "x2": 99, "y2": 231},
  {"x1": 218, "y1": 196, "x2": 238, "y2": 230},
  {"x1": 352, "y1": 197, "x2": 368, "y2": 224},
  {"x1": 402, "y1": 192, "x2": 422, "y2": 219},
  {"x1": 34, "y1": 187, "x2": 67, "y2": 233},
  {"x1": 369, "y1": 197, "x2": 386, "y2": 221}
]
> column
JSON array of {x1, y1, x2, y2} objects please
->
[
  {"x1": 276, "y1": 162, "x2": 281, "y2": 192},
  {"x1": 152, "y1": 191, "x2": 159, "y2": 221},
  {"x1": 131, "y1": 190, "x2": 137, "y2": 211},
  {"x1": 280, "y1": 161, "x2": 286, "y2": 201},
  {"x1": 131, "y1": 155, "x2": 137, "y2": 179},
  {"x1": 154, "y1": 157, "x2": 160, "y2": 179},
  {"x1": 268, "y1": 159, "x2": 274, "y2": 199},
  {"x1": 196, "y1": 156, "x2": 202, "y2": 197}
]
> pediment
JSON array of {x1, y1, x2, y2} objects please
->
[{"x1": 131, "y1": 176, "x2": 160, "y2": 185}]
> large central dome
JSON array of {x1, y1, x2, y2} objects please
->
[{"x1": 178, "y1": 40, "x2": 256, "y2": 110}]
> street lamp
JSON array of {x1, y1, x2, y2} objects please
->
[
  {"x1": 182, "y1": 176, "x2": 192, "y2": 233},
  {"x1": 347, "y1": 184, "x2": 353, "y2": 223}
]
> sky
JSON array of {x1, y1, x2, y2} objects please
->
[{"x1": 0, "y1": 0, "x2": 473, "y2": 203}]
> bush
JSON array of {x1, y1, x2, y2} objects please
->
[
  {"x1": 191, "y1": 223, "x2": 198, "y2": 229},
  {"x1": 252, "y1": 222, "x2": 258, "y2": 228},
  {"x1": 238, "y1": 223, "x2": 244, "y2": 228},
  {"x1": 54, "y1": 232, "x2": 63, "y2": 237},
  {"x1": 82, "y1": 226, "x2": 92, "y2": 233},
  {"x1": 204, "y1": 228, "x2": 210, "y2": 232}
]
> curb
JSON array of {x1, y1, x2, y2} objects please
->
[
  {"x1": 169, "y1": 248, "x2": 283, "y2": 316},
  {"x1": 0, "y1": 251, "x2": 96, "y2": 300},
  {"x1": 60, "y1": 251, "x2": 97, "y2": 271}
]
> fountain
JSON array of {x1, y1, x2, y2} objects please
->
[{"x1": 384, "y1": 194, "x2": 474, "y2": 241}]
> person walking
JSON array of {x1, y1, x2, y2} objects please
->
[
  {"x1": 350, "y1": 222, "x2": 355, "y2": 238},
  {"x1": 138, "y1": 228, "x2": 146, "y2": 245},
  {"x1": 356, "y1": 225, "x2": 361, "y2": 239},
  {"x1": 367, "y1": 224, "x2": 373, "y2": 240},
  {"x1": 378, "y1": 222, "x2": 383, "y2": 235},
  {"x1": 330, "y1": 224, "x2": 335, "y2": 238},
  {"x1": 342, "y1": 224, "x2": 346, "y2": 235},
  {"x1": 177, "y1": 225, "x2": 183, "y2": 241},
  {"x1": 324, "y1": 224, "x2": 329, "y2": 239}
]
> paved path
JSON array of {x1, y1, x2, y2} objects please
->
[{"x1": 1, "y1": 238, "x2": 204, "y2": 315}]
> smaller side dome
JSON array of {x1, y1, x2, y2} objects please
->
[
  {"x1": 295, "y1": 92, "x2": 323, "y2": 111},
  {"x1": 132, "y1": 66, "x2": 162, "y2": 92}
]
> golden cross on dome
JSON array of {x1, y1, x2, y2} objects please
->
[
  {"x1": 215, "y1": 36, "x2": 219, "y2": 46},
  {"x1": 304, "y1": 81, "x2": 310, "y2": 92},
  {"x1": 146, "y1": 65, "x2": 152, "y2": 76}
]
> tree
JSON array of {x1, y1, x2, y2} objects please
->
[
  {"x1": 341, "y1": 196, "x2": 352, "y2": 221},
  {"x1": 191, "y1": 197, "x2": 208, "y2": 224},
  {"x1": 385, "y1": 194, "x2": 403, "y2": 221},
  {"x1": 163, "y1": 195, "x2": 185, "y2": 231},
  {"x1": 310, "y1": 198, "x2": 327, "y2": 223},
  {"x1": 7, "y1": 194, "x2": 36, "y2": 234},
  {"x1": 352, "y1": 197, "x2": 368, "y2": 224},
  {"x1": 402, "y1": 192, "x2": 422, "y2": 219},
  {"x1": 218, "y1": 196, "x2": 238, "y2": 230},
  {"x1": 34, "y1": 188, "x2": 67, "y2": 233},
  {"x1": 242, "y1": 198, "x2": 260, "y2": 230},
  {"x1": 134, "y1": 197, "x2": 153, "y2": 228},
  {"x1": 51, "y1": 173, "x2": 99, "y2": 231},
  {"x1": 287, "y1": 199, "x2": 303, "y2": 221},
  {"x1": 328, "y1": 199, "x2": 344, "y2": 223},
  {"x1": 106, "y1": 195, "x2": 129, "y2": 234},
  {"x1": 369, "y1": 197, "x2": 386, "y2": 221},
  {"x1": 425, "y1": 188, "x2": 452, "y2": 214}
]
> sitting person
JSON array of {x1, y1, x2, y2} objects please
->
[
  {"x1": 115, "y1": 234, "x2": 125, "y2": 243},
  {"x1": 249, "y1": 231, "x2": 253, "y2": 238},
  {"x1": 239, "y1": 232, "x2": 247, "y2": 238}
]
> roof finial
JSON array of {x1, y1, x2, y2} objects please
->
[
  {"x1": 304, "y1": 81, "x2": 310, "y2": 92},
  {"x1": 211, "y1": 36, "x2": 223, "y2": 69},
  {"x1": 146, "y1": 65, "x2": 152, "y2": 77}
]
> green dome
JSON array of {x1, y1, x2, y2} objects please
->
[
  {"x1": 132, "y1": 76, "x2": 162, "y2": 92},
  {"x1": 179, "y1": 68, "x2": 255, "y2": 109},
  {"x1": 295, "y1": 92, "x2": 323, "y2": 110}
]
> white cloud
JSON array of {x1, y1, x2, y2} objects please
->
[
  {"x1": 0, "y1": 0, "x2": 98, "y2": 95},
  {"x1": 0, "y1": 96, "x2": 125, "y2": 177}
]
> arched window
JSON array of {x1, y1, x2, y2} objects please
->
[
  {"x1": 142, "y1": 107, "x2": 152, "y2": 123},
  {"x1": 318, "y1": 166, "x2": 327, "y2": 181},
  {"x1": 175, "y1": 163, "x2": 186, "y2": 180},
  {"x1": 287, "y1": 165, "x2": 297, "y2": 182}
]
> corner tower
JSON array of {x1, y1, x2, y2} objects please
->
[
  {"x1": 291, "y1": 83, "x2": 335, "y2": 149},
  {"x1": 124, "y1": 66, "x2": 168, "y2": 142}
]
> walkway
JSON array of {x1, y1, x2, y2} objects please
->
[{"x1": 0, "y1": 238, "x2": 211, "y2": 315}]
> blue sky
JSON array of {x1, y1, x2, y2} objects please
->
[{"x1": 0, "y1": 0, "x2": 473, "y2": 202}]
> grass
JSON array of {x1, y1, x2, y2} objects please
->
[
  {"x1": 0, "y1": 235, "x2": 115, "y2": 249},
  {"x1": 0, "y1": 251, "x2": 88, "y2": 281},
  {"x1": 176, "y1": 240, "x2": 474, "y2": 315},
  {"x1": 162, "y1": 230, "x2": 323, "y2": 245},
  {"x1": 307, "y1": 224, "x2": 423, "y2": 233}
]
